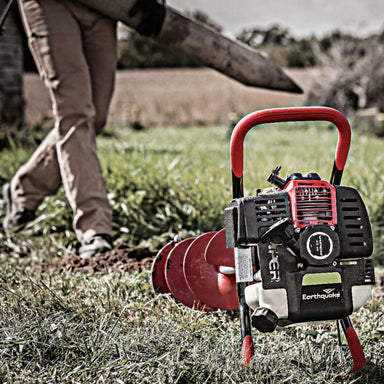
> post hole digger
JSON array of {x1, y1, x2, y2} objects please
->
[{"x1": 151, "y1": 106, "x2": 375, "y2": 378}]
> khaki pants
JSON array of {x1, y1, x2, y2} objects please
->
[{"x1": 14, "y1": 0, "x2": 116, "y2": 242}]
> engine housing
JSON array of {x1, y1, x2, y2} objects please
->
[{"x1": 225, "y1": 171, "x2": 375, "y2": 330}]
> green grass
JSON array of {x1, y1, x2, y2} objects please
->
[{"x1": 0, "y1": 123, "x2": 383, "y2": 383}]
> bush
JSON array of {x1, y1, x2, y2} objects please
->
[
  {"x1": 236, "y1": 25, "x2": 315, "y2": 67},
  {"x1": 117, "y1": 31, "x2": 200, "y2": 69},
  {"x1": 307, "y1": 33, "x2": 384, "y2": 116}
]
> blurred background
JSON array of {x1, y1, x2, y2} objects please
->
[{"x1": 2, "y1": 0, "x2": 384, "y2": 135}]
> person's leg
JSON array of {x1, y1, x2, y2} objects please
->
[
  {"x1": 64, "y1": 0, "x2": 117, "y2": 241},
  {"x1": 63, "y1": 1, "x2": 117, "y2": 242},
  {"x1": 4, "y1": 0, "x2": 67, "y2": 233},
  {"x1": 79, "y1": 5, "x2": 117, "y2": 136},
  {"x1": 11, "y1": 0, "x2": 113, "y2": 244}
]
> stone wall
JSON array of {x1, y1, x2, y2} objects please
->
[{"x1": 0, "y1": 4, "x2": 24, "y2": 127}]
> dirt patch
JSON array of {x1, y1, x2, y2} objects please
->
[{"x1": 46, "y1": 243, "x2": 157, "y2": 274}]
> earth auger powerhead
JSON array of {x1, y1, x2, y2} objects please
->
[{"x1": 151, "y1": 107, "x2": 375, "y2": 378}]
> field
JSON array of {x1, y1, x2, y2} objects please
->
[
  {"x1": 0, "y1": 69, "x2": 383, "y2": 383},
  {"x1": 23, "y1": 68, "x2": 319, "y2": 127}
]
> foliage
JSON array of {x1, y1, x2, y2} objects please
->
[
  {"x1": 0, "y1": 114, "x2": 53, "y2": 151},
  {"x1": 236, "y1": 25, "x2": 316, "y2": 68},
  {"x1": 1, "y1": 123, "x2": 384, "y2": 259},
  {"x1": 0, "y1": 123, "x2": 383, "y2": 382},
  {"x1": 117, "y1": 31, "x2": 200, "y2": 69},
  {"x1": 307, "y1": 32, "x2": 384, "y2": 116}
]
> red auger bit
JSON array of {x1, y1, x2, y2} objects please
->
[
  {"x1": 151, "y1": 241, "x2": 175, "y2": 294},
  {"x1": 151, "y1": 231, "x2": 238, "y2": 311},
  {"x1": 165, "y1": 237, "x2": 215, "y2": 311},
  {"x1": 152, "y1": 107, "x2": 375, "y2": 378},
  {"x1": 184, "y1": 231, "x2": 238, "y2": 310},
  {"x1": 205, "y1": 228, "x2": 235, "y2": 268}
]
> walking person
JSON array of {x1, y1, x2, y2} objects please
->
[{"x1": 3, "y1": 0, "x2": 117, "y2": 258}]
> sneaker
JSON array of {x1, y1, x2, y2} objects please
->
[
  {"x1": 79, "y1": 234, "x2": 113, "y2": 259},
  {"x1": 2, "y1": 183, "x2": 36, "y2": 233}
]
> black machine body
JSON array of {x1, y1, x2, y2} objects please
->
[{"x1": 225, "y1": 167, "x2": 375, "y2": 332}]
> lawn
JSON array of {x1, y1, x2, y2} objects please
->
[{"x1": 0, "y1": 121, "x2": 383, "y2": 383}]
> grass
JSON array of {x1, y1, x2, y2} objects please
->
[{"x1": 0, "y1": 122, "x2": 383, "y2": 383}]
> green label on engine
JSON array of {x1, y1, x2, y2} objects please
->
[{"x1": 302, "y1": 272, "x2": 341, "y2": 286}]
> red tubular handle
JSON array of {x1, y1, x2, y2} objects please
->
[{"x1": 230, "y1": 107, "x2": 351, "y2": 179}]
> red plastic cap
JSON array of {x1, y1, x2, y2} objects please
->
[{"x1": 241, "y1": 335, "x2": 254, "y2": 368}]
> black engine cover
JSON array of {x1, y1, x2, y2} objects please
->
[
  {"x1": 225, "y1": 180, "x2": 374, "y2": 324},
  {"x1": 257, "y1": 242, "x2": 375, "y2": 322},
  {"x1": 336, "y1": 186, "x2": 373, "y2": 257},
  {"x1": 225, "y1": 185, "x2": 373, "y2": 259}
]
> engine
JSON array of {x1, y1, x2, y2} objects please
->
[{"x1": 225, "y1": 166, "x2": 375, "y2": 332}]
